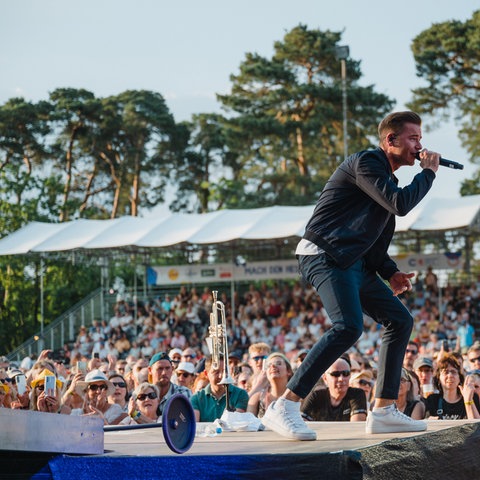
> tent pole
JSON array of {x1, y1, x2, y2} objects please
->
[{"x1": 39, "y1": 256, "x2": 45, "y2": 353}]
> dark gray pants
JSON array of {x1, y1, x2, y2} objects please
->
[{"x1": 288, "y1": 254, "x2": 413, "y2": 400}]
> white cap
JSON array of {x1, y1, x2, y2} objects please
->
[{"x1": 176, "y1": 362, "x2": 195, "y2": 374}]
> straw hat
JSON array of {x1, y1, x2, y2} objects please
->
[
  {"x1": 76, "y1": 369, "x2": 115, "y2": 396},
  {"x1": 30, "y1": 369, "x2": 63, "y2": 389}
]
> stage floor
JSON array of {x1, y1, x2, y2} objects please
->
[
  {"x1": 104, "y1": 419, "x2": 480, "y2": 457},
  {"x1": 3, "y1": 418, "x2": 480, "y2": 479}
]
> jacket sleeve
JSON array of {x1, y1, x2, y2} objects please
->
[{"x1": 355, "y1": 151, "x2": 435, "y2": 217}]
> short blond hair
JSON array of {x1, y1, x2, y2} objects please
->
[{"x1": 248, "y1": 343, "x2": 271, "y2": 357}]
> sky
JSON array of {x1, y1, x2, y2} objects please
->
[{"x1": 1, "y1": 1, "x2": 478, "y2": 204}]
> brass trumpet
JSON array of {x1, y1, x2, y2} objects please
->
[{"x1": 207, "y1": 290, "x2": 235, "y2": 411}]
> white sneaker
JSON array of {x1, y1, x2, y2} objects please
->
[
  {"x1": 366, "y1": 404, "x2": 427, "y2": 434},
  {"x1": 262, "y1": 398, "x2": 317, "y2": 441}
]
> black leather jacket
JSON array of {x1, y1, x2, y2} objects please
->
[{"x1": 303, "y1": 148, "x2": 435, "y2": 280}]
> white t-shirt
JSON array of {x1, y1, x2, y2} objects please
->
[{"x1": 295, "y1": 238, "x2": 324, "y2": 255}]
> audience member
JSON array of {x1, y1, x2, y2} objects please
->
[
  {"x1": 396, "y1": 368, "x2": 425, "y2": 419},
  {"x1": 425, "y1": 353, "x2": 480, "y2": 420},
  {"x1": 190, "y1": 356, "x2": 249, "y2": 422},
  {"x1": 301, "y1": 357, "x2": 367, "y2": 422},
  {"x1": 108, "y1": 373, "x2": 129, "y2": 412},
  {"x1": 349, "y1": 370, "x2": 375, "y2": 409},
  {"x1": 175, "y1": 362, "x2": 196, "y2": 391},
  {"x1": 3, "y1": 279, "x2": 479, "y2": 426},
  {"x1": 247, "y1": 342, "x2": 271, "y2": 397},
  {"x1": 466, "y1": 343, "x2": 480, "y2": 372},
  {"x1": 248, "y1": 353, "x2": 293, "y2": 418},
  {"x1": 30, "y1": 369, "x2": 69, "y2": 415},
  {"x1": 403, "y1": 341, "x2": 419, "y2": 371},
  {"x1": 148, "y1": 352, "x2": 192, "y2": 418},
  {"x1": 121, "y1": 382, "x2": 161, "y2": 425},
  {"x1": 77, "y1": 369, "x2": 127, "y2": 424},
  {"x1": 413, "y1": 356, "x2": 436, "y2": 398},
  {"x1": 0, "y1": 380, "x2": 10, "y2": 407}
]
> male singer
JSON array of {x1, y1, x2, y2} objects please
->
[{"x1": 262, "y1": 111, "x2": 440, "y2": 440}]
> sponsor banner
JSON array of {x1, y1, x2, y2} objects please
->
[
  {"x1": 393, "y1": 252, "x2": 462, "y2": 272},
  {"x1": 147, "y1": 260, "x2": 300, "y2": 285},
  {"x1": 147, "y1": 252, "x2": 462, "y2": 285}
]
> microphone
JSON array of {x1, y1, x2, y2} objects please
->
[{"x1": 415, "y1": 151, "x2": 464, "y2": 170}]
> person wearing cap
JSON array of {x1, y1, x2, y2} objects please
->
[
  {"x1": 6, "y1": 368, "x2": 30, "y2": 409},
  {"x1": 77, "y1": 369, "x2": 127, "y2": 424},
  {"x1": 301, "y1": 357, "x2": 367, "y2": 422},
  {"x1": 228, "y1": 350, "x2": 243, "y2": 382},
  {"x1": 182, "y1": 347, "x2": 198, "y2": 366},
  {"x1": 30, "y1": 368, "x2": 70, "y2": 414},
  {"x1": 148, "y1": 352, "x2": 192, "y2": 417},
  {"x1": 293, "y1": 349, "x2": 309, "y2": 372},
  {"x1": 168, "y1": 348, "x2": 183, "y2": 367},
  {"x1": 0, "y1": 379, "x2": 10, "y2": 407},
  {"x1": 0, "y1": 355, "x2": 10, "y2": 371},
  {"x1": 349, "y1": 370, "x2": 375, "y2": 408},
  {"x1": 413, "y1": 356, "x2": 435, "y2": 398},
  {"x1": 175, "y1": 362, "x2": 196, "y2": 391}
]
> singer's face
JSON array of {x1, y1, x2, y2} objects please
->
[{"x1": 389, "y1": 123, "x2": 422, "y2": 170}]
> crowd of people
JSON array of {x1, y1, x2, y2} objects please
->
[{"x1": 1, "y1": 275, "x2": 479, "y2": 428}]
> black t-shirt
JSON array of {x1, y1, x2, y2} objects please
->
[
  {"x1": 425, "y1": 393, "x2": 480, "y2": 420},
  {"x1": 301, "y1": 387, "x2": 367, "y2": 421}
]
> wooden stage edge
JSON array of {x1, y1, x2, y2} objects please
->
[
  {"x1": 104, "y1": 419, "x2": 480, "y2": 457},
  {"x1": 3, "y1": 418, "x2": 480, "y2": 480}
]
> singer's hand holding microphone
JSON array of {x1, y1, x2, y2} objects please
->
[{"x1": 415, "y1": 149, "x2": 464, "y2": 170}]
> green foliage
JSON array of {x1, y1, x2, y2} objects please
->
[
  {"x1": 408, "y1": 10, "x2": 480, "y2": 192},
  {"x1": 214, "y1": 24, "x2": 394, "y2": 207}
]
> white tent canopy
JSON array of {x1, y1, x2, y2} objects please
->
[{"x1": 0, "y1": 197, "x2": 478, "y2": 256}]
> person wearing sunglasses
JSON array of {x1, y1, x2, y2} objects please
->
[
  {"x1": 467, "y1": 343, "x2": 480, "y2": 372},
  {"x1": 395, "y1": 368, "x2": 425, "y2": 420},
  {"x1": 30, "y1": 368, "x2": 70, "y2": 414},
  {"x1": 247, "y1": 342, "x2": 271, "y2": 397},
  {"x1": 174, "y1": 362, "x2": 196, "y2": 391},
  {"x1": 402, "y1": 341, "x2": 419, "y2": 371},
  {"x1": 108, "y1": 373, "x2": 130, "y2": 412},
  {"x1": 248, "y1": 353, "x2": 293, "y2": 418},
  {"x1": 77, "y1": 369, "x2": 127, "y2": 425},
  {"x1": 121, "y1": 383, "x2": 161, "y2": 425},
  {"x1": 349, "y1": 370, "x2": 375, "y2": 409},
  {"x1": 301, "y1": 357, "x2": 367, "y2": 422}
]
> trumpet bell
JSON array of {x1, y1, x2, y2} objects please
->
[{"x1": 218, "y1": 374, "x2": 235, "y2": 385}]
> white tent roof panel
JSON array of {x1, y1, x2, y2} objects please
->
[
  {"x1": 0, "y1": 222, "x2": 69, "y2": 255},
  {"x1": 410, "y1": 195, "x2": 480, "y2": 231},
  {"x1": 135, "y1": 211, "x2": 223, "y2": 247},
  {"x1": 0, "y1": 197, "x2": 478, "y2": 256},
  {"x1": 32, "y1": 219, "x2": 120, "y2": 252}
]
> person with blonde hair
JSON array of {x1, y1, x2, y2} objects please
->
[
  {"x1": 248, "y1": 353, "x2": 293, "y2": 418},
  {"x1": 121, "y1": 382, "x2": 161, "y2": 424}
]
